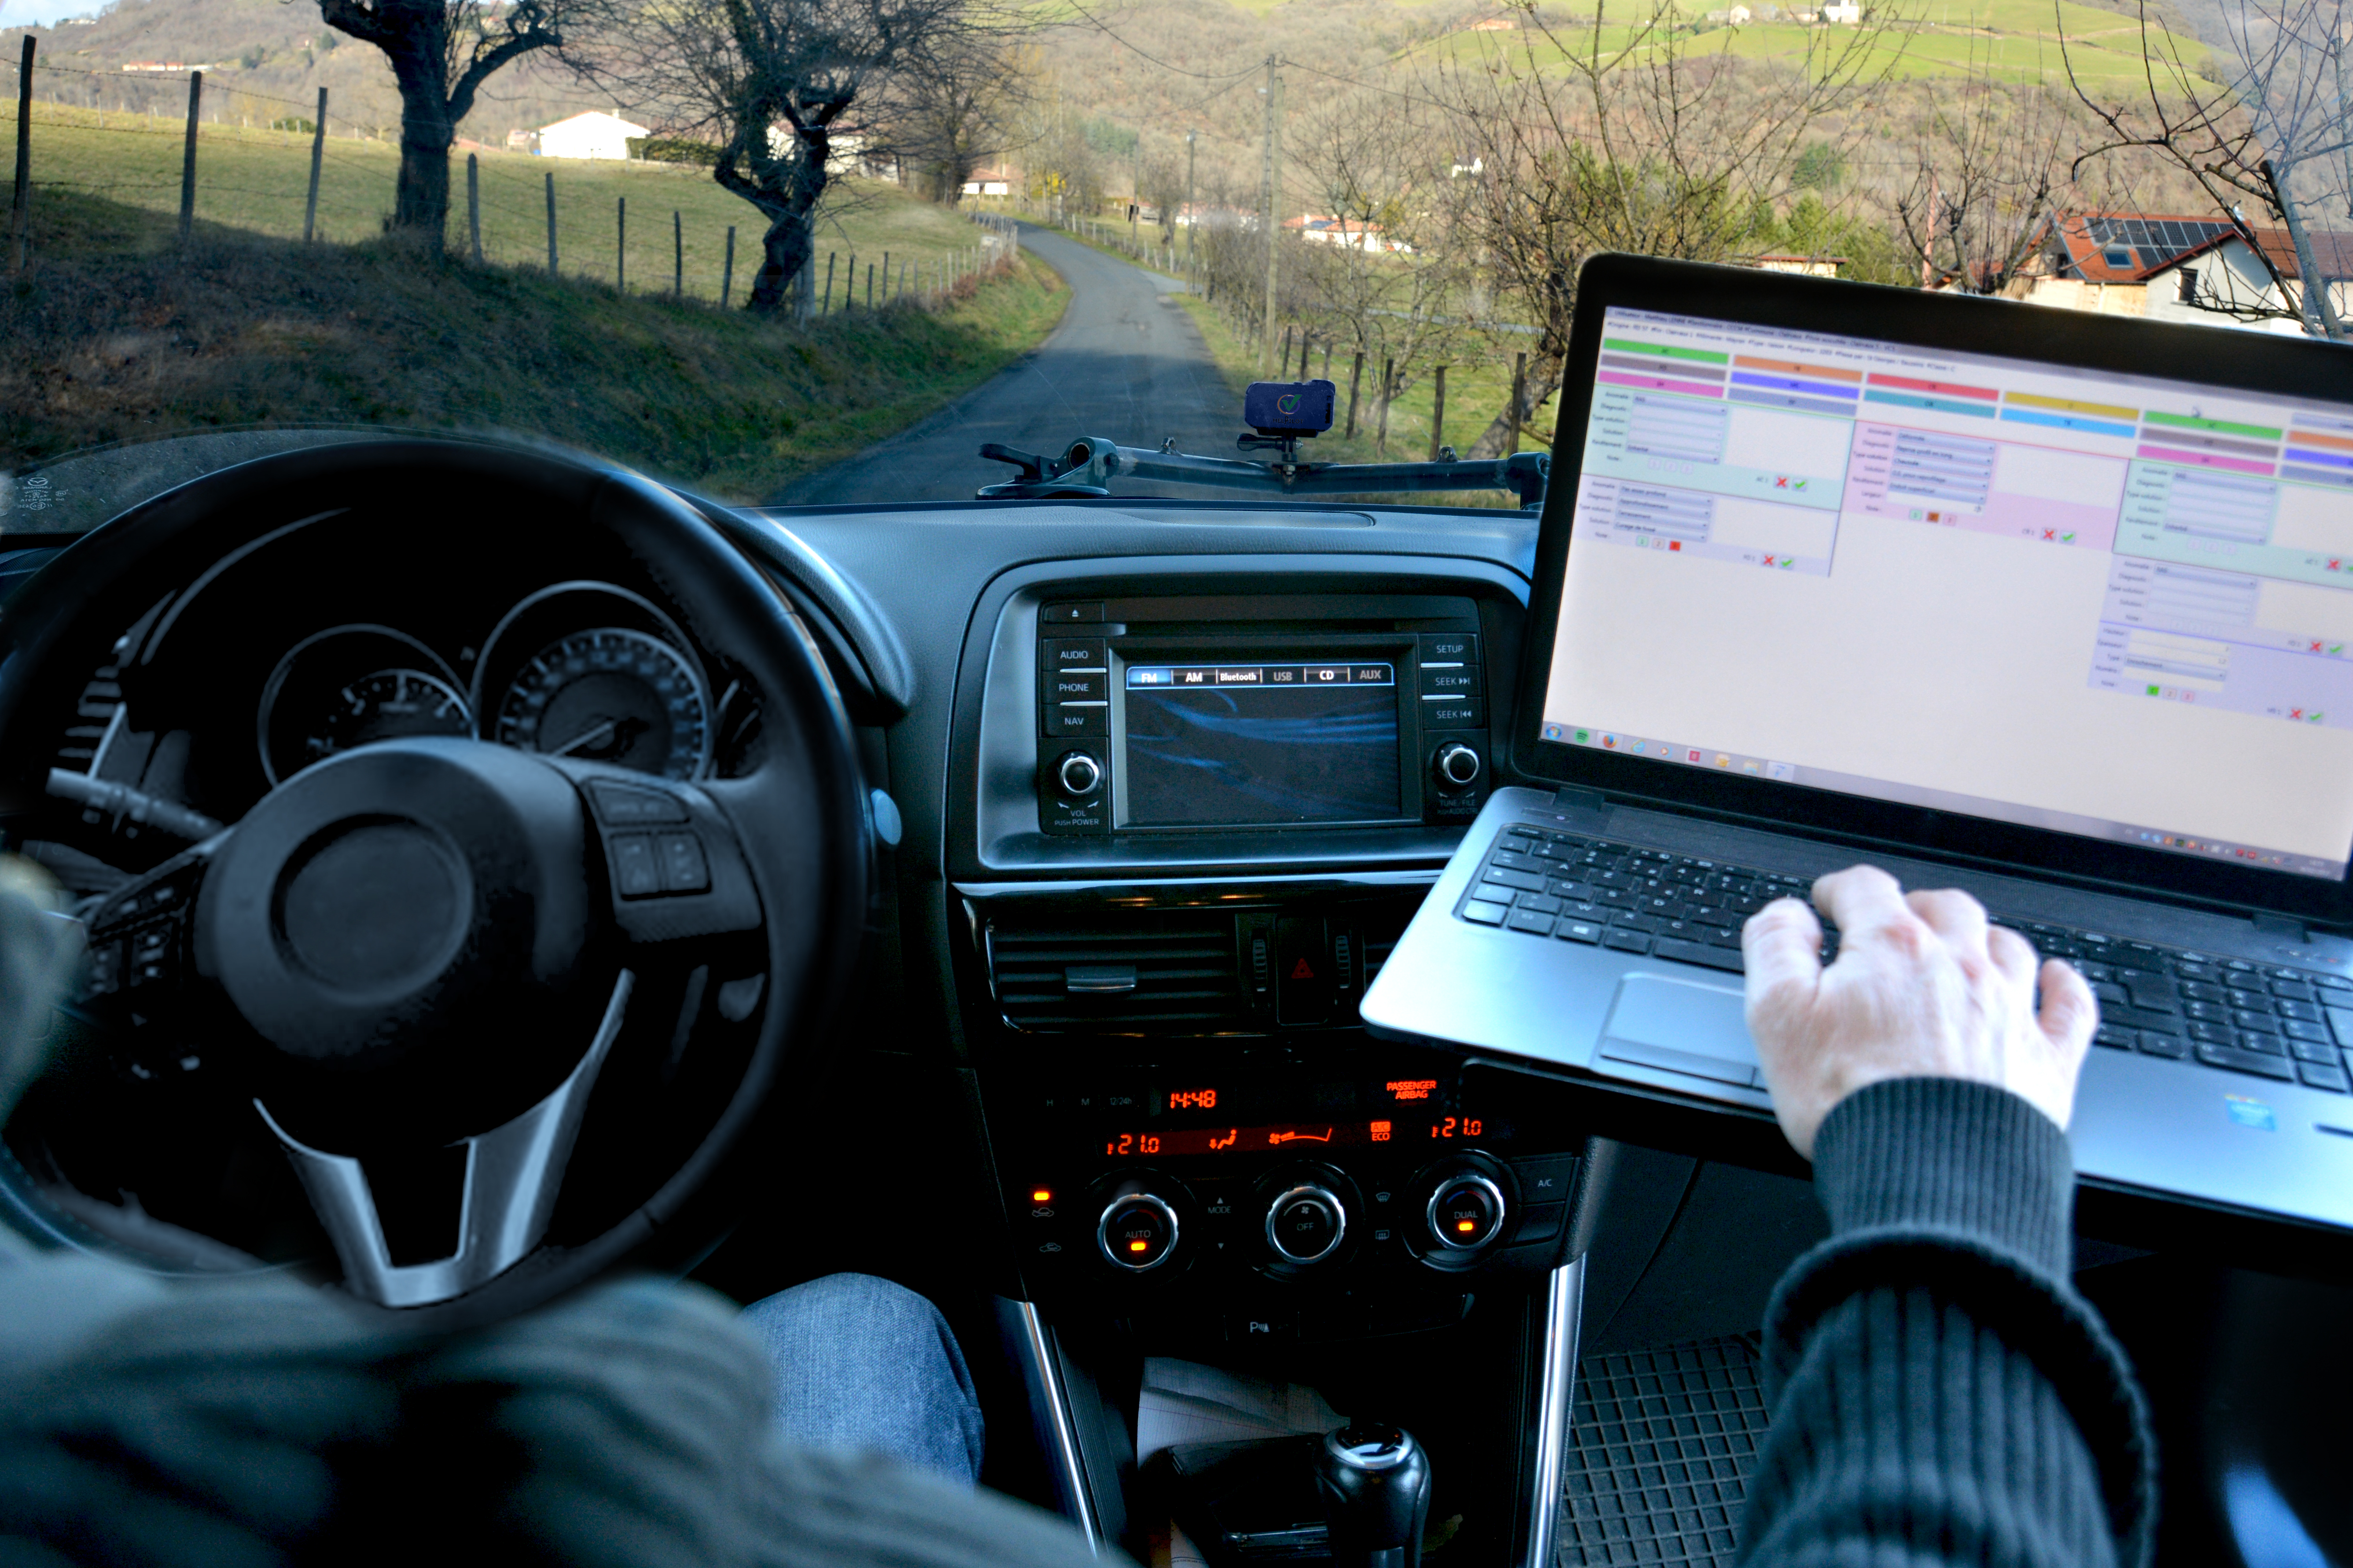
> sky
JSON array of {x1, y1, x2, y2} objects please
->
[{"x1": 0, "y1": 0, "x2": 112, "y2": 23}]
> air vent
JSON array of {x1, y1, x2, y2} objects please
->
[{"x1": 987, "y1": 916, "x2": 1244, "y2": 1033}]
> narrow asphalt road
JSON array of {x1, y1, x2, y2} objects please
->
[{"x1": 769, "y1": 223, "x2": 1239, "y2": 506}]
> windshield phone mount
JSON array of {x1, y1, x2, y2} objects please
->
[{"x1": 976, "y1": 377, "x2": 1549, "y2": 509}]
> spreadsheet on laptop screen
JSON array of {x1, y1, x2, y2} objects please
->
[{"x1": 1539, "y1": 305, "x2": 2353, "y2": 881}]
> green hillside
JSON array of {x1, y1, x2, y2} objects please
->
[{"x1": 1, "y1": 102, "x2": 995, "y2": 305}]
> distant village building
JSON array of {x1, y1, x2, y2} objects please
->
[
  {"x1": 1286, "y1": 213, "x2": 1413, "y2": 255},
  {"x1": 1975, "y1": 211, "x2": 2353, "y2": 333},
  {"x1": 533, "y1": 111, "x2": 650, "y2": 160},
  {"x1": 1821, "y1": 2, "x2": 1862, "y2": 21},
  {"x1": 961, "y1": 166, "x2": 1013, "y2": 196},
  {"x1": 121, "y1": 62, "x2": 187, "y2": 73},
  {"x1": 1748, "y1": 253, "x2": 1846, "y2": 277}
]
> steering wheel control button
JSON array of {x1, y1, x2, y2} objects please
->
[
  {"x1": 1098, "y1": 1193, "x2": 1179, "y2": 1272},
  {"x1": 1266, "y1": 1185, "x2": 1346, "y2": 1264},
  {"x1": 586, "y1": 781, "x2": 691, "y2": 825},
  {"x1": 1428, "y1": 1175, "x2": 1506, "y2": 1250},
  {"x1": 610, "y1": 834, "x2": 662, "y2": 898},
  {"x1": 656, "y1": 832, "x2": 710, "y2": 893}
]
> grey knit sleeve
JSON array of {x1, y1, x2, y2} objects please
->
[{"x1": 1734, "y1": 1077, "x2": 2157, "y2": 1568}]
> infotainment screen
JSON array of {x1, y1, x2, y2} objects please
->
[{"x1": 1121, "y1": 659, "x2": 1401, "y2": 825}]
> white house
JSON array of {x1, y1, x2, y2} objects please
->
[
  {"x1": 2002, "y1": 212, "x2": 2353, "y2": 335},
  {"x1": 1821, "y1": 2, "x2": 1862, "y2": 22},
  {"x1": 535, "y1": 111, "x2": 649, "y2": 161}
]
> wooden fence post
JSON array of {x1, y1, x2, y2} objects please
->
[
  {"x1": 302, "y1": 86, "x2": 326, "y2": 243},
  {"x1": 1345, "y1": 351, "x2": 1363, "y2": 439},
  {"x1": 1509, "y1": 351, "x2": 1526, "y2": 456},
  {"x1": 467, "y1": 153, "x2": 482, "y2": 264},
  {"x1": 545, "y1": 171, "x2": 557, "y2": 273},
  {"x1": 672, "y1": 209, "x2": 682, "y2": 297},
  {"x1": 866, "y1": 261, "x2": 874, "y2": 309},
  {"x1": 10, "y1": 36, "x2": 32, "y2": 274},
  {"x1": 1377, "y1": 357, "x2": 1394, "y2": 456},
  {"x1": 844, "y1": 253, "x2": 855, "y2": 309},
  {"x1": 822, "y1": 251, "x2": 834, "y2": 314},
  {"x1": 880, "y1": 251, "x2": 889, "y2": 306},
  {"x1": 177, "y1": 70, "x2": 201, "y2": 245},
  {"x1": 1429, "y1": 365, "x2": 1447, "y2": 461},
  {"x1": 722, "y1": 226, "x2": 736, "y2": 308},
  {"x1": 615, "y1": 195, "x2": 625, "y2": 291}
]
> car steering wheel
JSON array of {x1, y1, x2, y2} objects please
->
[{"x1": 0, "y1": 440, "x2": 870, "y2": 1330}]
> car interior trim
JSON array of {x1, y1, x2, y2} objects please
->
[{"x1": 1523, "y1": 1257, "x2": 1585, "y2": 1568}]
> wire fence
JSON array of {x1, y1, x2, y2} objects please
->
[{"x1": 5, "y1": 54, "x2": 1024, "y2": 314}]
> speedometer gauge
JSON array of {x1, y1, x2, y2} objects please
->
[
  {"x1": 305, "y1": 670, "x2": 471, "y2": 765},
  {"x1": 494, "y1": 628, "x2": 712, "y2": 780}
]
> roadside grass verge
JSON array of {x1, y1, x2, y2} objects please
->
[{"x1": 1, "y1": 191, "x2": 1069, "y2": 500}]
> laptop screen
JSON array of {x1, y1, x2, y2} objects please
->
[{"x1": 1535, "y1": 303, "x2": 2353, "y2": 884}]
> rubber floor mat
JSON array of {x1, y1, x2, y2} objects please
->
[{"x1": 1558, "y1": 1335, "x2": 1770, "y2": 1566}]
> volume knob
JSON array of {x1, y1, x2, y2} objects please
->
[
  {"x1": 1057, "y1": 752, "x2": 1103, "y2": 798},
  {"x1": 1434, "y1": 743, "x2": 1481, "y2": 788}
]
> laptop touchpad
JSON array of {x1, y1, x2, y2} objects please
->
[{"x1": 1597, "y1": 973, "x2": 1762, "y2": 1090}]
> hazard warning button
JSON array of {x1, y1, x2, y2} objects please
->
[{"x1": 1276, "y1": 916, "x2": 1332, "y2": 1027}]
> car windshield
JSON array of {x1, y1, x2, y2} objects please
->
[{"x1": 0, "y1": 0, "x2": 2340, "y2": 529}]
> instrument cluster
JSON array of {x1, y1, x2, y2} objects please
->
[{"x1": 256, "y1": 582, "x2": 716, "y2": 786}]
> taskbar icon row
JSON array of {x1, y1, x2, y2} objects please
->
[{"x1": 1543, "y1": 722, "x2": 1796, "y2": 782}]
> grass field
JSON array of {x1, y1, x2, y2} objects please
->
[
  {"x1": 0, "y1": 186, "x2": 1070, "y2": 501},
  {"x1": 0, "y1": 101, "x2": 1000, "y2": 308}
]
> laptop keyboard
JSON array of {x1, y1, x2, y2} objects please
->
[{"x1": 1458, "y1": 823, "x2": 2353, "y2": 1096}]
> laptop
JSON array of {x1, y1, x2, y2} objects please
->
[{"x1": 1361, "y1": 253, "x2": 2353, "y2": 1236}]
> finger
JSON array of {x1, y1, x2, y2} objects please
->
[
  {"x1": 2034, "y1": 957, "x2": 2099, "y2": 1057},
  {"x1": 1906, "y1": 888, "x2": 1991, "y2": 960},
  {"x1": 1811, "y1": 864, "x2": 1912, "y2": 936},
  {"x1": 1986, "y1": 924, "x2": 2040, "y2": 987},
  {"x1": 1743, "y1": 897, "x2": 1825, "y2": 1018}
]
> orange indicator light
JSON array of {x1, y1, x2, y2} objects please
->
[
  {"x1": 1031, "y1": 1189, "x2": 1052, "y2": 1203},
  {"x1": 1129, "y1": 1239, "x2": 1150, "y2": 1253},
  {"x1": 1456, "y1": 1219, "x2": 1477, "y2": 1233}
]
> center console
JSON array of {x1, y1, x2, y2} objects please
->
[{"x1": 948, "y1": 564, "x2": 1586, "y2": 1567}]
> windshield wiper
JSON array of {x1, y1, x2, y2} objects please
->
[{"x1": 976, "y1": 435, "x2": 1548, "y2": 510}]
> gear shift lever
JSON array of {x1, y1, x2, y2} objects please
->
[{"x1": 1314, "y1": 1421, "x2": 1432, "y2": 1568}]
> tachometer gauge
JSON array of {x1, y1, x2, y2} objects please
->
[
  {"x1": 305, "y1": 669, "x2": 471, "y2": 765},
  {"x1": 494, "y1": 628, "x2": 712, "y2": 780},
  {"x1": 259, "y1": 626, "x2": 471, "y2": 786}
]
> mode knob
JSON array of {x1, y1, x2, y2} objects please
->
[
  {"x1": 1056, "y1": 752, "x2": 1104, "y2": 798},
  {"x1": 1265, "y1": 1184, "x2": 1347, "y2": 1265},
  {"x1": 1098, "y1": 1191, "x2": 1179, "y2": 1271},
  {"x1": 1427, "y1": 1174, "x2": 1505, "y2": 1250},
  {"x1": 1434, "y1": 743, "x2": 1482, "y2": 789}
]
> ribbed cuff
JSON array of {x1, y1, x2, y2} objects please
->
[{"x1": 1811, "y1": 1077, "x2": 2074, "y2": 1278}]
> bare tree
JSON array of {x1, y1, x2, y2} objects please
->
[
  {"x1": 885, "y1": 31, "x2": 1035, "y2": 203},
  {"x1": 317, "y1": 1, "x2": 584, "y2": 252},
  {"x1": 1896, "y1": 80, "x2": 2092, "y2": 293},
  {"x1": 582, "y1": 0, "x2": 982, "y2": 312},
  {"x1": 1432, "y1": 0, "x2": 1905, "y2": 451},
  {"x1": 2063, "y1": 0, "x2": 2353, "y2": 336}
]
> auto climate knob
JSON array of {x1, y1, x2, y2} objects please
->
[
  {"x1": 1098, "y1": 1190, "x2": 1179, "y2": 1272},
  {"x1": 1265, "y1": 1184, "x2": 1347, "y2": 1265},
  {"x1": 1056, "y1": 751, "x2": 1103, "y2": 798},
  {"x1": 1426, "y1": 1174, "x2": 1505, "y2": 1250},
  {"x1": 1433, "y1": 743, "x2": 1481, "y2": 789}
]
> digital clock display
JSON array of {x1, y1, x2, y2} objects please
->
[{"x1": 1168, "y1": 1088, "x2": 1219, "y2": 1110}]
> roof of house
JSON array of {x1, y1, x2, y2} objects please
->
[
  {"x1": 2044, "y1": 213, "x2": 2241, "y2": 283},
  {"x1": 539, "y1": 110, "x2": 651, "y2": 136},
  {"x1": 2041, "y1": 210, "x2": 2353, "y2": 284}
]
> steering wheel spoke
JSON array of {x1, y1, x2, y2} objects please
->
[{"x1": 255, "y1": 971, "x2": 636, "y2": 1308}]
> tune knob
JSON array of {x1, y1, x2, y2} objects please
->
[
  {"x1": 1098, "y1": 1191, "x2": 1179, "y2": 1271},
  {"x1": 1056, "y1": 751, "x2": 1104, "y2": 798},
  {"x1": 1265, "y1": 1184, "x2": 1347, "y2": 1264},
  {"x1": 1434, "y1": 743, "x2": 1481, "y2": 789},
  {"x1": 1426, "y1": 1174, "x2": 1505, "y2": 1250}
]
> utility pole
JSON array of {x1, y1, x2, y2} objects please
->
[
  {"x1": 1259, "y1": 57, "x2": 1284, "y2": 374},
  {"x1": 1184, "y1": 130, "x2": 1197, "y2": 267}
]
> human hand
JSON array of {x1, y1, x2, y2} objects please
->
[{"x1": 1740, "y1": 865, "x2": 2096, "y2": 1160}]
